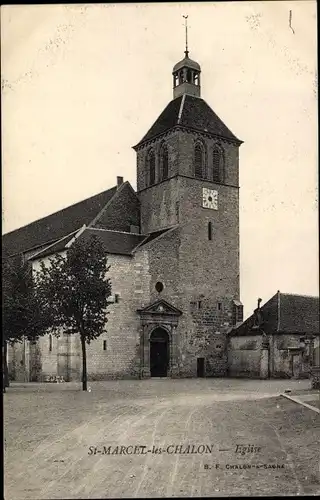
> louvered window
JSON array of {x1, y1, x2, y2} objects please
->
[
  {"x1": 213, "y1": 148, "x2": 220, "y2": 181},
  {"x1": 148, "y1": 150, "x2": 155, "y2": 186},
  {"x1": 213, "y1": 147, "x2": 225, "y2": 183},
  {"x1": 194, "y1": 144, "x2": 203, "y2": 178}
]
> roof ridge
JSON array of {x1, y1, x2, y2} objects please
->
[
  {"x1": 88, "y1": 182, "x2": 126, "y2": 228},
  {"x1": 279, "y1": 292, "x2": 319, "y2": 299},
  {"x1": 6, "y1": 229, "x2": 81, "y2": 258},
  {"x1": 28, "y1": 229, "x2": 79, "y2": 260},
  {"x1": 87, "y1": 227, "x2": 143, "y2": 236},
  {"x1": 177, "y1": 94, "x2": 186, "y2": 124},
  {"x1": 65, "y1": 225, "x2": 87, "y2": 249}
]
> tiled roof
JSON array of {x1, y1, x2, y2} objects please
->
[
  {"x1": 231, "y1": 292, "x2": 319, "y2": 336},
  {"x1": 136, "y1": 227, "x2": 172, "y2": 248},
  {"x1": 80, "y1": 229, "x2": 146, "y2": 256},
  {"x1": 278, "y1": 293, "x2": 319, "y2": 334},
  {"x1": 29, "y1": 228, "x2": 146, "y2": 260},
  {"x1": 2, "y1": 186, "x2": 117, "y2": 258},
  {"x1": 27, "y1": 231, "x2": 78, "y2": 260},
  {"x1": 134, "y1": 94, "x2": 242, "y2": 148},
  {"x1": 134, "y1": 98, "x2": 183, "y2": 148}
]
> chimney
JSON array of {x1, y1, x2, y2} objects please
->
[{"x1": 117, "y1": 176, "x2": 123, "y2": 188}]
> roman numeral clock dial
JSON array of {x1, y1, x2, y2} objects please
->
[{"x1": 202, "y1": 188, "x2": 218, "y2": 210}]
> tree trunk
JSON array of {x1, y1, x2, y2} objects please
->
[
  {"x1": 80, "y1": 333, "x2": 87, "y2": 391},
  {"x1": 3, "y1": 341, "x2": 9, "y2": 388}
]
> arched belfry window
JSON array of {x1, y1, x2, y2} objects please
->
[
  {"x1": 147, "y1": 149, "x2": 155, "y2": 186},
  {"x1": 213, "y1": 146, "x2": 225, "y2": 183},
  {"x1": 160, "y1": 144, "x2": 169, "y2": 181},
  {"x1": 194, "y1": 142, "x2": 204, "y2": 179}
]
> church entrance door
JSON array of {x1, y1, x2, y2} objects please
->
[{"x1": 150, "y1": 328, "x2": 169, "y2": 377}]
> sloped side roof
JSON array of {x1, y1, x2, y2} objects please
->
[
  {"x1": 134, "y1": 95, "x2": 241, "y2": 148},
  {"x1": 27, "y1": 230, "x2": 79, "y2": 260},
  {"x1": 91, "y1": 182, "x2": 140, "y2": 233},
  {"x1": 2, "y1": 186, "x2": 117, "y2": 258},
  {"x1": 279, "y1": 294, "x2": 319, "y2": 334},
  {"x1": 29, "y1": 228, "x2": 146, "y2": 260},
  {"x1": 180, "y1": 96, "x2": 241, "y2": 142},
  {"x1": 80, "y1": 229, "x2": 145, "y2": 256},
  {"x1": 136, "y1": 227, "x2": 172, "y2": 248},
  {"x1": 231, "y1": 292, "x2": 319, "y2": 336},
  {"x1": 134, "y1": 97, "x2": 183, "y2": 148},
  {"x1": 230, "y1": 293, "x2": 278, "y2": 336}
]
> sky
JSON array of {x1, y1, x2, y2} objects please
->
[{"x1": 1, "y1": 1, "x2": 318, "y2": 318}]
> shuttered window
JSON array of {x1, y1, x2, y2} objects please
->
[
  {"x1": 213, "y1": 147, "x2": 225, "y2": 183},
  {"x1": 194, "y1": 144, "x2": 203, "y2": 178},
  {"x1": 148, "y1": 150, "x2": 155, "y2": 186}
]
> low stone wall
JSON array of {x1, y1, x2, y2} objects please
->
[
  {"x1": 311, "y1": 366, "x2": 320, "y2": 389},
  {"x1": 228, "y1": 335, "x2": 262, "y2": 378}
]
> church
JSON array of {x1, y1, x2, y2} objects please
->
[{"x1": 4, "y1": 44, "x2": 245, "y2": 382}]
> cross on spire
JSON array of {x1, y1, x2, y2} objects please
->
[{"x1": 183, "y1": 15, "x2": 189, "y2": 57}]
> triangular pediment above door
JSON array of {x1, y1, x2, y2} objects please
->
[{"x1": 137, "y1": 299, "x2": 182, "y2": 316}]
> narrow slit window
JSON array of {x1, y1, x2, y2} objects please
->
[
  {"x1": 114, "y1": 294, "x2": 119, "y2": 303},
  {"x1": 103, "y1": 340, "x2": 107, "y2": 351},
  {"x1": 208, "y1": 221, "x2": 212, "y2": 240},
  {"x1": 232, "y1": 302, "x2": 244, "y2": 325},
  {"x1": 49, "y1": 335, "x2": 52, "y2": 352}
]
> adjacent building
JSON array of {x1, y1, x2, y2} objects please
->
[{"x1": 228, "y1": 292, "x2": 319, "y2": 380}]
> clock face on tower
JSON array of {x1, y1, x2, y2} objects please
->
[{"x1": 202, "y1": 188, "x2": 218, "y2": 210}]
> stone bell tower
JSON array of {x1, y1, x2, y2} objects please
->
[{"x1": 133, "y1": 18, "x2": 244, "y2": 377}]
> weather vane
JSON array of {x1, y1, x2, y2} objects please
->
[{"x1": 183, "y1": 15, "x2": 189, "y2": 57}]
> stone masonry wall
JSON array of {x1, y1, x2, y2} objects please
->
[
  {"x1": 138, "y1": 129, "x2": 240, "y2": 235},
  {"x1": 23, "y1": 251, "x2": 152, "y2": 381},
  {"x1": 175, "y1": 297, "x2": 235, "y2": 377},
  {"x1": 271, "y1": 334, "x2": 310, "y2": 379},
  {"x1": 144, "y1": 224, "x2": 239, "y2": 377},
  {"x1": 228, "y1": 335, "x2": 262, "y2": 377},
  {"x1": 139, "y1": 177, "x2": 180, "y2": 234},
  {"x1": 176, "y1": 130, "x2": 239, "y2": 186},
  {"x1": 7, "y1": 342, "x2": 27, "y2": 382},
  {"x1": 136, "y1": 131, "x2": 180, "y2": 192},
  {"x1": 86, "y1": 251, "x2": 150, "y2": 380},
  {"x1": 175, "y1": 172, "x2": 240, "y2": 377}
]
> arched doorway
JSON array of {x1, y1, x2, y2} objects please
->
[{"x1": 150, "y1": 328, "x2": 169, "y2": 377}]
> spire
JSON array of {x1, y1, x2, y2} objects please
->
[{"x1": 183, "y1": 15, "x2": 189, "y2": 58}]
